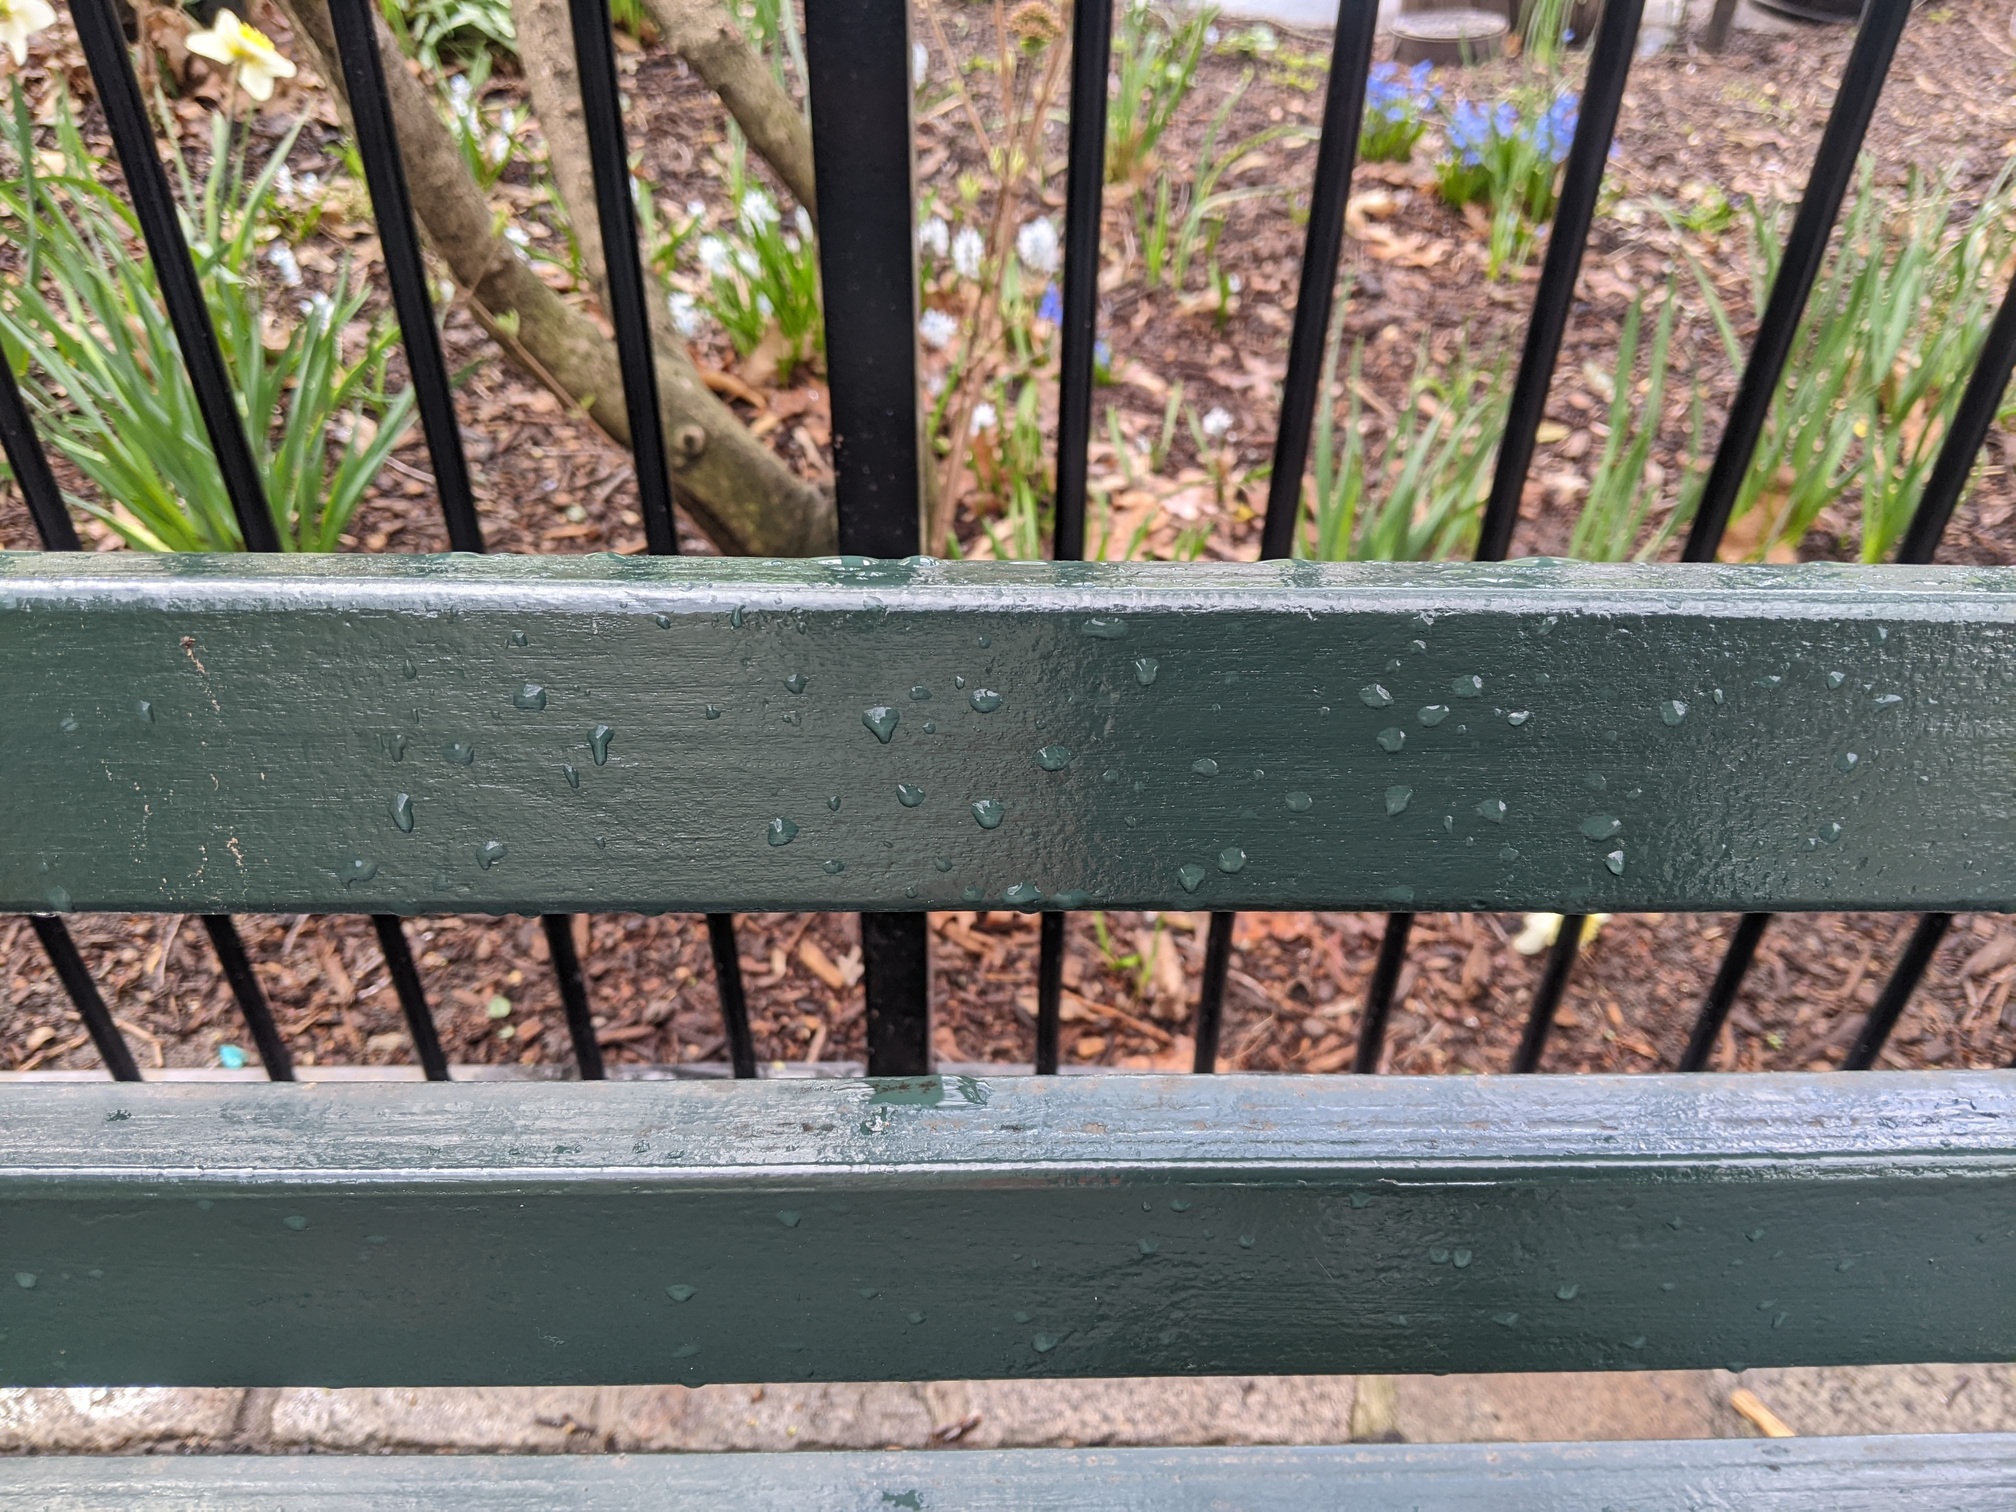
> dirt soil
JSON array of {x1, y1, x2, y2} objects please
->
[{"x1": 3, "y1": 6, "x2": 2016, "y2": 1078}]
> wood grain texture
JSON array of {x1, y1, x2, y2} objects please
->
[
  {"x1": 1, "y1": 1072, "x2": 2011, "y2": 1387},
  {"x1": 6, "y1": 1437, "x2": 2016, "y2": 1509},
  {"x1": 4, "y1": 554, "x2": 2015, "y2": 916}
]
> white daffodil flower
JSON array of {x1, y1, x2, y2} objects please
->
[
  {"x1": 186, "y1": 9, "x2": 297, "y2": 103},
  {"x1": 0, "y1": 0, "x2": 55, "y2": 67}
]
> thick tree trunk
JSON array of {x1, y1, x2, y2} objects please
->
[
  {"x1": 278, "y1": 0, "x2": 834, "y2": 556},
  {"x1": 642, "y1": 0, "x2": 817, "y2": 221}
]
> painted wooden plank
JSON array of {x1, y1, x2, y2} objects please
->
[
  {"x1": 7, "y1": 1437, "x2": 2016, "y2": 1510},
  {"x1": 0, "y1": 1072, "x2": 2011, "y2": 1388},
  {"x1": 3, "y1": 554, "x2": 2015, "y2": 917}
]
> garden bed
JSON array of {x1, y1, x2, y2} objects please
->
[{"x1": 2, "y1": 1, "x2": 2015, "y2": 1077}]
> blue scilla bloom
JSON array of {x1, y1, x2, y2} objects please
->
[
  {"x1": 1405, "y1": 60, "x2": 1441, "y2": 106},
  {"x1": 1446, "y1": 98, "x2": 1491, "y2": 166},
  {"x1": 1491, "y1": 100, "x2": 1519, "y2": 140},
  {"x1": 1365, "y1": 61, "x2": 1407, "y2": 116},
  {"x1": 1533, "y1": 91, "x2": 1580, "y2": 163},
  {"x1": 1037, "y1": 282, "x2": 1063, "y2": 325}
]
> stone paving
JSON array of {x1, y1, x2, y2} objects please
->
[{"x1": 5, "y1": 1364, "x2": 2013, "y2": 1456}]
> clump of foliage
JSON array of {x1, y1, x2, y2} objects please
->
[
  {"x1": 0, "y1": 91, "x2": 413, "y2": 551},
  {"x1": 1360, "y1": 61, "x2": 1439, "y2": 165}
]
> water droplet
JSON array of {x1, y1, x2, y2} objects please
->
[
  {"x1": 284, "y1": 1215, "x2": 309, "y2": 1232},
  {"x1": 1429, "y1": 1247, "x2": 1451, "y2": 1265},
  {"x1": 1507, "y1": 710, "x2": 1530, "y2": 726},
  {"x1": 730, "y1": 605, "x2": 745, "y2": 628},
  {"x1": 476, "y1": 840, "x2": 508, "y2": 869},
  {"x1": 1835, "y1": 751, "x2": 1859, "y2": 773},
  {"x1": 1556, "y1": 1283, "x2": 1579, "y2": 1302},
  {"x1": 388, "y1": 733, "x2": 408, "y2": 762},
  {"x1": 1604, "y1": 849, "x2": 1625, "y2": 876},
  {"x1": 922, "y1": 721, "x2": 937, "y2": 733},
  {"x1": 784, "y1": 672, "x2": 808, "y2": 694},
  {"x1": 653, "y1": 613, "x2": 672, "y2": 629},
  {"x1": 1191, "y1": 757, "x2": 1220, "y2": 776},
  {"x1": 1417, "y1": 704, "x2": 1450, "y2": 727},
  {"x1": 1452, "y1": 1249, "x2": 1472, "y2": 1268},
  {"x1": 1286, "y1": 791, "x2": 1313, "y2": 813},
  {"x1": 1623, "y1": 1335, "x2": 1646, "y2": 1350},
  {"x1": 954, "y1": 675, "x2": 968, "y2": 690},
  {"x1": 969, "y1": 688, "x2": 1002, "y2": 713},
  {"x1": 1218, "y1": 847, "x2": 1247, "y2": 874},
  {"x1": 977, "y1": 634, "x2": 992, "y2": 648},
  {"x1": 391, "y1": 793, "x2": 414, "y2": 832},
  {"x1": 1385, "y1": 786, "x2": 1413, "y2": 817},
  {"x1": 1873, "y1": 693, "x2": 1902, "y2": 709},
  {"x1": 1004, "y1": 882, "x2": 1043, "y2": 907},
  {"x1": 1493, "y1": 1312, "x2": 1519, "y2": 1328},
  {"x1": 1376, "y1": 727, "x2": 1406, "y2": 753},
  {"x1": 513, "y1": 683, "x2": 547, "y2": 711},
  {"x1": 827, "y1": 795, "x2": 842, "y2": 812},
  {"x1": 666, "y1": 1284, "x2": 696, "y2": 1302},
  {"x1": 767, "y1": 818, "x2": 798, "y2": 846},
  {"x1": 823, "y1": 859, "x2": 845, "y2": 874},
  {"x1": 1755, "y1": 674, "x2": 1782, "y2": 689},
  {"x1": 1476, "y1": 798, "x2": 1507, "y2": 824},
  {"x1": 1580, "y1": 814, "x2": 1621, "y2": 840},
  {"x1": 444, "y1": 741, "x2": 474, "y2": 765},
  {"x1": 1035, "y1": 745, "x2": 1072, "y2": 771},
  {"x1": 897, "y1": 783, "x2": 926, "y2": 808},
  {"x1": 1082, "y1": 617, "x2": 1127, "y2": 639},
  {"x1": 1498, "y1": 844, "x2": 1521, "y2": 863},
  {"x1": 971, "y1": 799, "x2": 1005, "y2": 829},
  {"x1": 345, "y1": 857, "x2": 379, "y2": 885},
  {"x1": 13, "y1": 1272, "x2": 35, "y2": 1289},
  {"x1": 403, "y1": 658, "x2": 418, "y2": 679},
  {"x1": 1033, "y1": 1332, "x2": 1059, "y2": 1352},
  {"x1": 1836, "y1": 1258, "x2": 1855, "y2": 1272},
  {"x1": 777, "y1": 1211, "x2": 802, "y2": 1228},
  {"x1": 705, "y1": 705, "x2": 721, "y2": 720},
  {"x1": 509, "y1": 630, "x2": 529, "y2": 647},
  {"x1": 907, "y1": 1310, "x2": 926, "y2": 1325},
  {"x1": 1660, "y1": 699, "x2": 1688, "y2": 726},
  {"x1": 562, "y1": 763, "x2": 580, "y2": 790},
  {"x1": 1138, "y1": 1238, "x2": 1160, "y2": 1256},
  {"x1": 934, "y1": 855, "x2": 954, "y2": 872},
  {"x1": 1238, "y1": 1234, "x2": 1255, "y2": 1249},
  {"x1": 1178, "y1": 863, "x2": 1206, "y2": 893},
  {"x1": 1360, "y1": 684, "x2": 1393, "y2": 709},
  {"x1": 1820, "y1": 820, "x2": 1843, "y2": 843},
  {"x1": 1451, "y1": 675, "x2": 1483, "y2": 699},
  {"x1": 1134, "y1": 656, "x2": 1160, "y2": 686},
  {"x1": 1825, "y1": 670, "x2": 1846, "y2": 690},
  {"x1": 962, "y1": 885, "x2": 984, "y2": 902}
]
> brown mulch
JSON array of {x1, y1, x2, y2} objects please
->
[{"x1": 4, "y1": 7, "x2": 2016, "y2": 1077}]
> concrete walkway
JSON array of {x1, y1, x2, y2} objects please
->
[{"x1": 7, "y1": 1364, "x2": 2013, "y2": 1455}]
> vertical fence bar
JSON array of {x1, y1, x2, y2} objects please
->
[
  {"x1": 1683, "y1": 257, "x2": 2016, "y2": 1071},
  {"x1": 201, "y1": 915, "x2": 292, "y2": 1080},
  {"x1": 27, "y1": 918, "x2": 141, "y2": 1082},
  {"x1": 371, "y1": 916, "x2": 449, "y2": 1081},
  {"x1": 1682, "y1": 0, "x2": 1911, "y2": 563},
  {"x1": 7, "y1": 343, "x2": 148, "y2": 1080},
  {"x1": 1475, "y1": 0, "x2": 1645, "y2": 563},
  {"x1": 66, "y1": 0, "x2": 279, "y2": 553},
  {"x1": 543, "y1": 915, "x2": 605, "y2": 1080},
  {"x1": 567, "y1": 0, "x2": 755, "y2": 1071},
  {"x1": 325, "y1": 0, "x2": 483, "y2": 552},
  {"x1": 807, "y1": 0, "x2": 930, "y2": 1075},
  {"x1": 70, "y1": 0, "x2": 304, "y2": 1077},
  {"x1": 1190, "y1": 0, "x2": 1378, "y2": 1074},
  {"x1": 1511, "y1": 922, "x2": 1583, "y2": 1074},
  {"x1": 1677, "y1": 911, "x2": 1771, "y2": 1071},
  {"x1": 1034, "y1": 0, "x2": 1118, "y2": 1075},
  {"x1": 1843, "y1": 913, "x2": 1953, "y2": 1070},
  {"x1": 1353, "y1": 910, "x2": 1412, "y2": 1073},
  {"x1": 0, "y1": 351, "x2": 80, "y2": 551}
]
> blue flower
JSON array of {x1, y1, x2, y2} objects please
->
[
  {"x1": 1037, "y1": 282, "x2": 1063, "y2": 325},
  {"x1": 1446, "y1": 99, "x2": 1490, "y2": 166},
  {"x1": 1534, "y1": 92, "x2": 1580, "y2": 163}
]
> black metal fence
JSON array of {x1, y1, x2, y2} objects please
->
[{"x1": 4, "y1": 0, "x2": 2014, "y2": 1084}]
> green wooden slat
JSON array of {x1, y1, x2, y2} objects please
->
[
  {"x1": 3, "y1": 554, "x2": 2014, "y2": 916},
  {"x1": 7, "y1": 1437, "x2": 2016, "y2": 1510},
  {"x1": 1, "y1": 1072, "x2": 2012, "y2": 1387}
]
